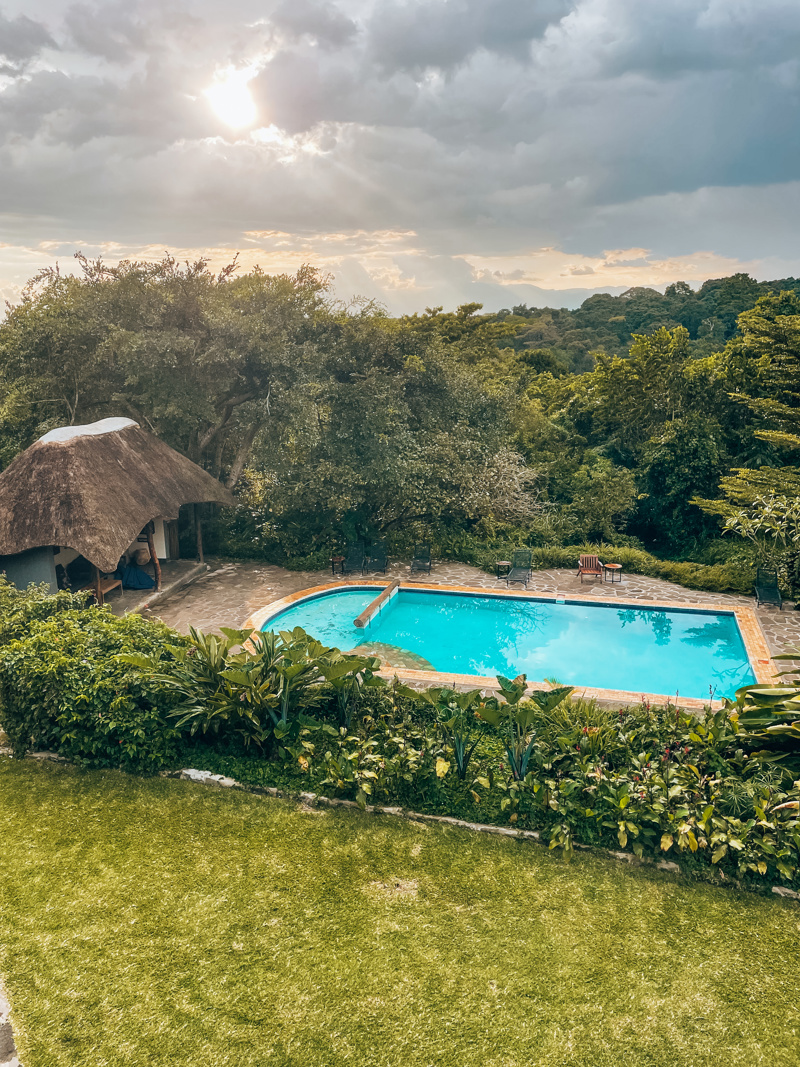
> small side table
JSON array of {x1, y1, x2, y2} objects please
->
[
  {"x1": 330, "y1": 556, "x2": 345, "y2": 575},
  {"x1": 495, "y1": 560, "x2": 512, "y2": 579},
  {"x1": 603, "y1": 563, "x2": 622, "y2": 583}
]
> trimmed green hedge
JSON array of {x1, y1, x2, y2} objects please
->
[{"x1": 0, "y1": 580, "x2": 186, "y2": 773}]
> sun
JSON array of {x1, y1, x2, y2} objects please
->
[{"x1": 205, "y1": 66, "x2": 258, "y2": 129}]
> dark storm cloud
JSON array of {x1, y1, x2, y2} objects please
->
[
  {"x1": 0, "y1": 10, "x2": 55, "y2": 72},
  {"x1": 270, "y1": 0, "x2": 357, "y2": 48},
  {"x1": 367, "y1": 0, "x2": 572, "y2": 72}
]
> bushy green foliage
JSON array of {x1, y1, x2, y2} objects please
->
[
  {"x1": 270, "y1": 690, "x2": 800, "y2": 887},
  {"x1": 0, "y1": 576, "x2": 93, "y2": 645},
  {"x1": 724, "y1": 648, "x2": 800, "y2": 777},
  {"x1": 123, "y1": 624, "x2": 383, "y2": 755},
  {"x1": 496, "y1": 273, "x2": 800, "y2": 370},
  {"x1": 4, "y1": 263, "x2": 800, "y2": 563},
  {"x1": 0, "y1": 597, "x2": 186, "y2": 772}
]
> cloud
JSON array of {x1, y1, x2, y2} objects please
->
[
  {"x1": 0, "y1": 0, "x2": 798, "y2": 313},
  {"x1": 63, "y1": 2, "x2": 150, "y2": 63},
  {"x1": 367, "y1": 0, "x2": 572, "y2": 73},
  {"x1": 0, "y1": 11, "x2": 55, "y2": 72},
  {"x1": 270, "y1": 0, "x2": 357, "y2": 48}
]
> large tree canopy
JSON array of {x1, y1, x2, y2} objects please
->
[
  {"x1": 0, "y1": 254, "x2": 328, "y2": 486},
  {"x1": 1, "y1": 261, "x2": 798, "y2": 560}
]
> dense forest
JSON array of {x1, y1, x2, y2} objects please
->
[{"x1": 1, "y1": 256, "x2": 799, "y2": 580}]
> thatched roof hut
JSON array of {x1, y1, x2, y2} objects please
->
[{"x1": 0, "y1": 417, "x2": 234, "y2": 573}]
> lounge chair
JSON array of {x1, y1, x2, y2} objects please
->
[
  {"x1": 410, "y1": 543, "x2": 431, "y2": 574},
  {"x1": 506, "y1": 548, "x2": 532, "y2": 587},
  {"x1": 364, "y1": 542, "x2": 388, "y2": 575},
  {"x1": 341, "y1": 541, "x2": 365, "y2": 576},
  {"x1": 754, "y1": 566, "x2": 783, "y2": 609},
  {"x1": 577, "y1": 554, "x2": 604, "y2": 583}
]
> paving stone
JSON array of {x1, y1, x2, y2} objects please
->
[{"x1": 772, "y1": 886, "x2": 800, "y2": 900}]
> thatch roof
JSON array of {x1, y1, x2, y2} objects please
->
[{"x1": 0, "y1": 418, "x2": 234, "y2": 571}]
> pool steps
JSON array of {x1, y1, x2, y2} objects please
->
[{"x1": 354, "y1": 578, "x2": 401, "y2": 628}]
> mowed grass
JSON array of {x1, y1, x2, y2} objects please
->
[{"x1": 1, "y1": 760, "x2": 799, "y2": 1067}]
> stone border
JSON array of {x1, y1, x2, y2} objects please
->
[
  {"x1": 0, "y1": 975, "x2": 21, "y2": 1066},
  {"x1": 243, "y1": 580, "x2": 775, "y2": 710}
]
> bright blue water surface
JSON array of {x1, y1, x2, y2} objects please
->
[{"x1": 263, "y1": 588, "x2": 756, "y2": 699}]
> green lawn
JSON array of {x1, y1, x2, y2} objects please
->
[{"x1": 1, "y1": 759, "x2": 799, "y2": 1067}]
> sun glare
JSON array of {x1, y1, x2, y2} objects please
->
[{"x1": 205, "y1": 66, "x2": 258, "y2": 129}]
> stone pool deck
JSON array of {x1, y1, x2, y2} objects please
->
[{"x1": 141, "y1": 557, "x2": 800, "y2": 666}]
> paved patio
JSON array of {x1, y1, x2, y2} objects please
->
[{"x1": 142, "y1": 557, "x2": 800, "y2": 663}]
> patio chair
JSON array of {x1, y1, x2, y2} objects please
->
[
  {"x1": 506, "y1": 548, "x2": 532, "y2": 588},
  {"x1": 364, "y1": 542, "x2": 388, "y2": 575},
  {"x1": 341, "y1": 541, "x2": 365, "y2": 576},
  {"x1": 410, "y1": 543, "x2": 432, "y2": 574},
  {"x1": 754, "y1": 566, "x2": 783, "y2": 610},
  {"x1": 577, "y1": 554, "x2": 604, "y2": 583}
]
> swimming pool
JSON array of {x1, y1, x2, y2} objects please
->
[{"x1": 255, "y1": 584, "x2": 759, "y2": 701}]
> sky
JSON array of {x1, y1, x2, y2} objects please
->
[{"x1": 1, "y1": 0, "x2": 799, "y2": 313}]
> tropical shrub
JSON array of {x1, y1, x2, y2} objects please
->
[
  {"x1": 417, "y1": 685, "x2": 489, "y2": 779},
  {"x1": 724, "y1": 647, "x2": 800, "y2": 776},
  {"x1": 123, "y1": 625, "x2": 384, "y2": 758},
  {"x1": 320, "y1": 679, "x2": 440, "y2": 808}
]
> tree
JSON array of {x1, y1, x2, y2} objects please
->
[
  {"x1": 636, "y1": 416, "x2": 727, "y2": 548},
  {"x1": 568, "y1": 457, "x2": 636, "y2": 542},
  {"x1": 236, "y1": 313, "x2": 543, "y2": 550},
  {"x1": 697, "y1": 290, "x2": 800, "y2": 514},
  {"x1": 0, "y1": 255, "x2": 329, "y2": 485}
]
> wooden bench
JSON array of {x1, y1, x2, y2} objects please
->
[{"x1": 80, "y1": 570, "x2": 123, "y2": 607}]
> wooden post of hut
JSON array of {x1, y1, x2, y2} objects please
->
[
  {"x1": 194, "y1": 503, "x2": 204, "y2": 564},
  {"x1": 145, "y1": 522, "x2": 162, "y2": 591}
]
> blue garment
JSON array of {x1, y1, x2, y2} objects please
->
[{"x1": 119, "y1": 564, "x2": 156, "y2": 590}]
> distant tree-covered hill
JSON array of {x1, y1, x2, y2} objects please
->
[{"x1": 493, "y1": 273, "x2": 800, "y2": 373}]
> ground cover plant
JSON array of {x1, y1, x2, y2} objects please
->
[{"x1": 1, "y1": 758, "x2": 800, "y2": 1067}]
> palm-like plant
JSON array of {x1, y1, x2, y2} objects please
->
[
  {"x1": 316, "y1": 649, "x2": 385, "y2": 729},
  {"x1": 120, "y1": 625, "x2": 359, "y2": 750},
  {"x1": 478, "y1": 675, "x2": 574, "y2": 780},
  {"x1": 417, "y1": 686, "x2": 486, "y2": 779},
  {"x1": 726, "y1": 647, "x2": 800, "y2": 776}
]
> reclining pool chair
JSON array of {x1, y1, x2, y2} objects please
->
[
  {"x1": 364, "y1": 542, "x2": 388, "y2": 575},
  {"x1": 506, "y1": 548, "x2": 532, "y2": 588},
  {"x1": 342, "y1": 541, "x2": 365, "y2": 575},
  {"x1": 577, "y1": 554, "x2": 604, "y2": 583},
  {"x1": 754, "y1": 566, "x2": 783, "y2": 609},
  {"x1": 410, "y1": 543, "x2": 432, "y2": 574}
]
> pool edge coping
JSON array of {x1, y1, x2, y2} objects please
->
[{"x1": 243, "y1": 580, "x2": 775, "y2": 711}]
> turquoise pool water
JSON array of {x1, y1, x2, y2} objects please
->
[{"x1": 262, "y1": 587, "x2": 756, "y2": 700}]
